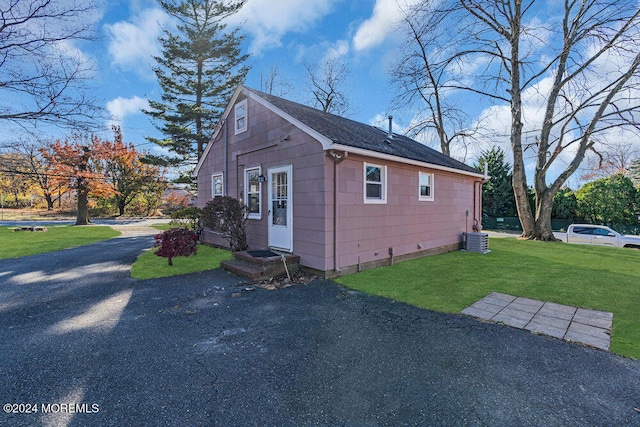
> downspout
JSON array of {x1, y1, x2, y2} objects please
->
[
  {"x1": 222, "y1": 118, "x2": 228, "y2": 196},
  {"x1": 473, "y1": 163, "x2": 490, "y2": 232},
  {"x1": 328, "y1": 150, "x2": 348, "y2": 273}
]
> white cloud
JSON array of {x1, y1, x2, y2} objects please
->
[
  {"x1": 352, "y1": 0, "x2": 422, "y2": 52},
  {"x1": 228, "y1": 0, "x2": 338, "y2": 55},
  {"x1": 106, "y1": 96, "x2": 150, "y2": 127},
  {"x1": 104, "y1": 8, "x2": 171, "y2": 76},
  {"x1": 323, "y1": 39, "x2": 350, "y2": 62}
]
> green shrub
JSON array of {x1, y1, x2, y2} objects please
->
[{"x1": 169, "y1": 206, "x2": 202, "y2": 231}]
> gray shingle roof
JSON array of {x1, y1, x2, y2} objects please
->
[{"x1": 251, "y1": 88, "x2": 479, "y2": 174}]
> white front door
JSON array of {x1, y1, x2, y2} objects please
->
[{"x1": 268, "y1": 165, "x2": 293, "y2": 252}]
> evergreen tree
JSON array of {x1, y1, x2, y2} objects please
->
[
  {"x1": 551, "y1": 188, "x2": 578, "y2": 221},
  {"x1": 474, "y1": 146, "x2": 516, "y2": 217},
  {"x1": 144, "y1": 0, "x2": 250, "y2": 167},
  {"x1": 576, "y1": 174, "x2": 639, "y2": 224}
]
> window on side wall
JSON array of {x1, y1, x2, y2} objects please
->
[
  {"x1": 364, "y1": 163, "x2": 386, "y2": 204},
  {"x1": 245, "y1": 166, "x2": 261, "y2": 219},
  {"x1": 212, "y1": 173, "x2": 224, "y2": 198},
  {"x1": 234, "y1": 99, "x2": 247, "y2": 134},
  {"x1": 419, "y1": 172, "x2": 434, "y2": 201}
]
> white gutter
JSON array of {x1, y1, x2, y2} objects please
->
[{"x1": 330, "y1": 144, "x2": 486, "y2": 179}]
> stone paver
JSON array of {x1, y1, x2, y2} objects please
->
[{"x1": 462, "y1": 292, "x2": 613, "y2": 350}]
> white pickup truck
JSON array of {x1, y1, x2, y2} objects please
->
[{"x1": 554, "y1": 224, "x2": 640, "y2": 249}]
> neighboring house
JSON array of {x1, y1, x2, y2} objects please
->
[
  {"x1": 194, "y1": 85, "x2": 486, "y2": 277},
  {"x1": 162, "y1": 187, "x2": 197, "y2": 210}
]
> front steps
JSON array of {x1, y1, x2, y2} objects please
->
[{"x1": 221, "y1": 250, "x2": 300, "y2": 280}]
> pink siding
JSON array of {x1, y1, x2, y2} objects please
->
[{"x1": 327, "y1": 154, "x2": 477, "y2": 271}]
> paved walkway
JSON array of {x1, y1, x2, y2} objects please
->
[{"x1": 462, "y1": 292, "x2": 613, "y2": 350}]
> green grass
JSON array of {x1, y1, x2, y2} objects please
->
[
  {"x1": 336, "y1": 238, "x2": 640, "y2": 359},
  {"x1": 130, "y1": 244, "x2": 232, "y2": 280},
  {"x1": 0, "y1": 225, "x2": 121, "y2": 259},
  {"x1": 150, "y1": 223, "x2": 172, "y2": 231}
]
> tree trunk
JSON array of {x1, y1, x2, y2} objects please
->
[
  {"x1": 44, "y1": 193, "x2": 54, "y2": 210},
  {"x1": 507, "y1": 3, "x2": 535, "y2": 239},
  {"x1": 76, "y1": 189, "x2": 90, "y2": 225},
  {"x1": 118, "y1": 202, "x2": 125, "y2": 217},
  {"x1": 534, "y1": 192, "x2": 557, "y2": 241},
  {"x1": 196, "y1": 59, "x2": 204, "y2": 159}
]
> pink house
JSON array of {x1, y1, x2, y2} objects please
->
[{"x1": 194, "y1": 85, "x2": 486, "y2": 277}]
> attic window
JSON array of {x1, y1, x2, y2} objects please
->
[
  {"x1": 234, "y1": 99, "x2": 247, "y2": 134},
  {"x1": 364, "y1": 163, "x2": 387, "y2": 204}
]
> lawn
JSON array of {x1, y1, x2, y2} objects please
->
[
  {"x1": 0, "y1": 225, "x2": 121, "y2": 259},
  {"x1": 131, "y1": 244, "x2": 232, "y2": 280},
  {"x1": 335, "y1": 238, "x2": 640, "y2": 359},
  {"x1": 150, "y1": 223, "x2": 172, "y2": 231}
]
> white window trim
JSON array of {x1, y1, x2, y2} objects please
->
[
  {"x1": 418, "y1": 171, "x2": 434, "y2": 201},
  {"x1": 212, "y1": 172, "x2": 224, "y2": 198},
  {"x1": 363, "y1": 162, "x2": 387, "y2": 204},
  {"x1": 244, "y1": 166, "x2": 262, "y2": 220},
  {"x1": 234, "y1": 99, "x2": 248, "y2": 134}
]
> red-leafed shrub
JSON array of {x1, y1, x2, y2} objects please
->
[{"x1": 154, "y1": 228, "x2": 199, "y2": 266}]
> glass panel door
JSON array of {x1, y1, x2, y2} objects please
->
[{"x1": 268, "y1": 165, "x2": 292, "y2": 252}]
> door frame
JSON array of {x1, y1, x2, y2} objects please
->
[{"x1": 267, "y1": 164, "x2": 293, "y2": 252}]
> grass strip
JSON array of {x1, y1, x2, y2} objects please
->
[
  {"x1": 131, "y1": 244, "x2": 232, "y2": 280},
  {"x1": 0, "y1": 225, "x2": 121, "y2": 259}
]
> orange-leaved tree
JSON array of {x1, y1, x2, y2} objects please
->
[
  {"x1": 42, "y1": 134, "x2": 116, "y2": 225},
  {"x1": 102, "y1": 127, "x2": 166, "y2": 216}
]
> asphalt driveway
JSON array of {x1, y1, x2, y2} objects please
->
[{"x1": 1, "y1": 230, "x2": 639, "y2": 426}]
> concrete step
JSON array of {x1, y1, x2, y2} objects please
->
[
  {"x1": 233, "y1": 250, "x2": 300, "y2": 266},
  {"x1": 220, "y1": 259, "x2": 269, "y2": 280},
  {"x1": 220, "y1": 251, "x2": 300, "y2": 280}
]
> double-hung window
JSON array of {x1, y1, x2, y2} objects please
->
[
  {"x1": 245, "y1": 167, "x2": 261, "y2": 219},
  {"x1": 212, "y1": 173, "x2": 224, "y2": 198},
  {"x1": 364, "y1": 163, "x2": 386, "y2": 204},
  {"x1": 419, "y1": 172, "x2": 434, "y2": 201},
  {"x1": 234, "y1": 99, "x2": 247, "y2": 134}
]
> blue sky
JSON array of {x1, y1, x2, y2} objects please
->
[
  {"x1": 8, "y1": 0, "x2": 638, "y2": 189},
  {"x1": 96, "y1": 0, "x2": 424, "y2": 158}
]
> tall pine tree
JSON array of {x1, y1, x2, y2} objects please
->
[{"x1": 145, "y1": 0, "x2": 250, "y2": 167}]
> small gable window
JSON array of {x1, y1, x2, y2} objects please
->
[
  {"x1": 212, "y1": 173, "x2": 224, "y2": 198},
  {"x1": 234, "y1": 99, "x2": 247, "y2": 134},
  {"x1": 364, "y1": 163, "x2": 386, "y2": 204},
  {"x1": 419, "y1": 172, "x2": 434, "y2": 201},
  {"x1": 245, "y1": 166, "x2": 261, "y2": 219}
]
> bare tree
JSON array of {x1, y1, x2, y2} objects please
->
[
  {"x1": 305, "y1": 59, "x2": 351, "y2": 116},
  {"x1": 581, "y1": 142, "x2": 639, "y2": 181},
  {"x1": 409, "y1": 0, "x2": 640, "y2": 240},
  {"x1": 260, "y1": 65, "x2": 292, "y2": 96},
  {"x1": 0, "y1": 0, "x2": 102, "y2": 129},
  {"x1": 392, "y1": 2, "x2": 485, "y2": 157}
]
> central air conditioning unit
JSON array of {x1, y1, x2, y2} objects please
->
[{"x1": 464, "y1": 232, "x2": 490, "y2": 254}]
